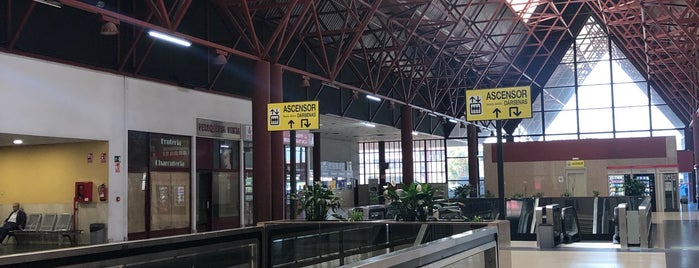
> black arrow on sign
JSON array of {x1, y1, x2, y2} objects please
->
[
  {"x1": 509, "y1": 107, "x2": 521, "y2": 117},
  {"x1": 301, "y1": 119, "x2": 311, "y2": 128},
  {"x1": 288, "y1": 120, "x2": 295, "y2": 128},
  {"x1": 493, "y1": 108, "x2": 501, "y2": 118}
]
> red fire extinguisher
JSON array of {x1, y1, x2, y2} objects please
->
[{"x1": 98, "y1": 184, "x2": 107, "y2": 202}]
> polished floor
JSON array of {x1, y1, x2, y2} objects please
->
[{"x1": 504, "y1": 204, "x2": 699, "y2": 268}]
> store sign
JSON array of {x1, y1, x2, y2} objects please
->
[
  {"x1": 465, "y1": 86, "x2": 532, "y2": 121},
  {"x1": 197, "y1": 118, "x2": 241, "y2": 139},
  {"x1": 566, "y1": 160, "x2": 585, "y2": 168},
  {"x1": 283, "y1": 131, "x2": 314, "y2": 146},
  {"x1": 267, "y1": 101, "x2": 320, "y2": 131},
  {"x1": 150, "y1": 134, "x2": 190, "y2": 169}
]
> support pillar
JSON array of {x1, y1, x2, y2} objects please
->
[
  {"x1": 467, "y1": 124, "x2": 480, "y2": 197},
  {"x1": 270, "y1": 64, "x2": 285, "y2": 220},
  {"x1": 692, "y1": 112, "x2": 699, "y2": 203},
  {"x1": 401, "y1": 105, "x2": 414, "y2": 185},
  {"x1": 313, "y1": 132, "x2": 321, "y2": 183},
  {"x1": 252, "y1": 60, "x2": 272, "y2": 223}
]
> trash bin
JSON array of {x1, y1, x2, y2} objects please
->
[{"x1": 90, "y1": 223, "x2": 106, "y2": 244}]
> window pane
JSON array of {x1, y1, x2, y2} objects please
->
[
  {"x1": 611, "y1": 41, "x2": 626, "y2": 59},
  {"x1": 612, "y1": 59, "x2": 644, "y2": 82},
  {"x1": 515, "y1": 111, "x2": 543, "y2": 136},
  {"x1": 613, "y1": 82, "x2": 648, "y2": 107},
  {"x1": 616, "y1": 131, "x2": 650, "y2": 138},
  {"x1": 652, "y1": 105, "x2": 686, "y2": 129},
  {"x1": 653, "y1": 130, "x2": 685, "y2": 150},
  {"x1": 650, "y1": 86, "x2": 667, "y2": 105},
  {"x1": 579, "y1": 60, "x2": 611, "y2": 86},
  {"x1": 547, "y1": 63, "x2": 575, "y2": 87},
  {"x1": 532, "y1": 93, "x2": 542, "y2": 111},
  {"x1": 615, "y1": 107, "x2": 650, "y2": 131},
  {"x1": 543, "y1": 87, "x2": 576, "y2": 110},
  {"x1": 578, "y1": 85, "x2": 611, "y2": 109},
  {"x1": 580, "y1": 133, "x2": 614, "y2": 139},
  {"x1": 446, "y1": 139, "x2": 468, "y2": 157},
  {"x1": 545, "y1": 134, "x2": 578, "y2": 141},
  {"x1": 545, "y1": 110, "x2": 578, "y2": 134},
  {"x1": 579, "y1": 108, "x2": 613, "y2": 133}
]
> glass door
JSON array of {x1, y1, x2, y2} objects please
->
[{"x1": 196, "y1": 171, "x2": 212, "y2": 232}]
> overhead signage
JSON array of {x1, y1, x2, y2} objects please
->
[
  {"x1": 150, "y1": 134, "x2": 190, "y2": 169},
  {"x1": 465, "y1": 86, "x2": 532, "y2": 121},
  {"x1": 566, "y1": 160, "x2": 585, "y2": 168},
  {"x1": 196, "y1": 118, "x2": 241, "y2": 139},
  {"x1": 267, "y1": 101, "x2": 320, "y2": 131}
]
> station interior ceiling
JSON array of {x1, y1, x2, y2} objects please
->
[{"x1": 2, "y1": 0, "x2": 698, "y2": 143}]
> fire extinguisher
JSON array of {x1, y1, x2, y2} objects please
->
[{"x1": 98, "y1": 184, "x2": 107, "y2": 202}]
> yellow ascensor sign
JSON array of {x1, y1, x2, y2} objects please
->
[
  {"x1": 465, "y1": 86, "x2": 532, "y2": 121},
  {"x1": 267, "y1": 101, "x2": 320, "y2": 131}
]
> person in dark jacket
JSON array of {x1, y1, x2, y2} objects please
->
[{"x1": 0, "y1": 202, "x2": 27, "y2": 243}]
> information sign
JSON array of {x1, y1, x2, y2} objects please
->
[
  {"x1": 267, "y1": 101, "x2": 320, "y2": 131},
  {"x1": 465, "y1": 86, "x2": 532, "y2": 121}
]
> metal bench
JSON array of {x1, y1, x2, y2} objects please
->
[{"x1": 10, "y1": 213, "x2": 80, "y2": 246}]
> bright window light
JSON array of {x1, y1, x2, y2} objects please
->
[
  {"x1": 148, "y1": 30, "x2": 191, "y2": 47},
  {"x1": 366, "y1": 95, "x2": 381, "y2": 102},
  {"x1": 12, "y1": 139, "x2": 23, "y2": 145}
]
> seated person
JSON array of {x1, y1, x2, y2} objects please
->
[{"x1": 0, "y1": 202, "x2": 27, "y2": 243}]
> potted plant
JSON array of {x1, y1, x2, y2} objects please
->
[
  {"x1": 592, "y1": 190, "x2": 600, "y2": 197},
  {"x1": 384, "y1": 182, "x2": 436, "y2": 221},
  {"x1": 451, "y1": 184, "x2": 473, "y2": 198},
  {"x1": 290, "y1": 182, "x2": 342, "y2": 221},
  {"x1": 623, "y1": 177, "x2": 646, "y2": 196}
]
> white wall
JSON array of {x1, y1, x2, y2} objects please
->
[{"x1": 0, "y1": 52, "x2": 252, "y2": 242}]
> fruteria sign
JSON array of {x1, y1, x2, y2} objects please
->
[
  {"x1": 465, "y1": 86, "x2": 532, "y2": 121},
  {"x1": 267, "y1": 101, "x2": 320, "y2": 131}
]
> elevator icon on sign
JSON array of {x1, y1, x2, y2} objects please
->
[
  {"x1": 469, "y1": 95, "x2": 482, "y2": 115},
  {"x1": 269, "y1": 108, "x2": 280, "y2": 126}
]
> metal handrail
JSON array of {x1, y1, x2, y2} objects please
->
[
  {"x1": 638, "y1": 197, "x2": 652, "y2": 248},
  {"x1": 338, "y1": 227, "x2": 499, "y2": 268}
]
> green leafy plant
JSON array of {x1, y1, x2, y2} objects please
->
[
  {"x1": 451, "y1": 184, "x2": 474, "y2": 198},
  {"x1": 532, "y1": 192, "x2": 544, "y2": 198},
  {"x1": 623, "y1": 177, "x2": 646, "y2": 196},
  {"x1": 512, "y1": 192, "x2": 524, "y2": 198},
  {"x1": 592, "y1": 190, "x2": 600, "y2": 197},
  {"x1": 471, "y1": 215, "x2": 482, "y2": 222},
  {"x1": 290, "y1": 182, "x2": 342, "y2": 221},
  {"x1": 561, "y1": 191, "x2": 571, "y2": 197},
  {"x1": 485, "y1": 190, "x2": 495, "y2": 198},
  {"x1": 348, "y1": 209, "x2": 363, "y2": 221},
  {"x1": 384, "y1": 182, "x2": 436, "y2": 221}
]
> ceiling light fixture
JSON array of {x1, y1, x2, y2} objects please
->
[
  {"x1": 366, "y1": 95, "x2": 381, "y2": 102},
  {"x1": 34, "y1": 0, "x2": 62, "y2": 8},
  {"x1": 100, "y1": 15, "x2": 119, "y2": 36},
  {"x1": 213, "y1": 49, "x2": 228, "y2": 65},
  {"x1": 13, "y1": 139, "x2": 23, "y2": 145},
  {"x1": 448, "y1": 118, "x2": 458, "y2": 123},
  {"x1": 148, "y1": 30, "x2": 191, "y2": 47},
  {"x1": 300, "y1": 75, "x2": 311, "y2": 88},
  {"x1": 361, "y1": 122, "x2": 376, "y2": 128},
  {"x1": 412, "y1": 131, "x2": 418, "y2": 136}
]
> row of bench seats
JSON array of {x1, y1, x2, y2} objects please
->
[{"x1": 8, "y1": 213, "x2": 79, "y2": 246}]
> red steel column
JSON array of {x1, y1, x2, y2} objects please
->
[
  {"x1": 270, "y1": 64, "x2": 285, "y2": 220},
  {"x1": 467, "y1": 124, "x2": 480, "y2": 197},
  {"x1": 313, "y1": 132, "x2": 321, "y2": 183},
  {"x1": 401, "y1": 105, "x2": 414, "y2": 185},
  {"x1": 692, "y1": 112, "x2": 699, "y2": 203},
  {"x1": 252, "y1": 60, "x2": 272, "y2": 223}
]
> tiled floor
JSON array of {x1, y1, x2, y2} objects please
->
[{"x1": 504, "y1": 204, "x2": 699, "y2": 268}]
